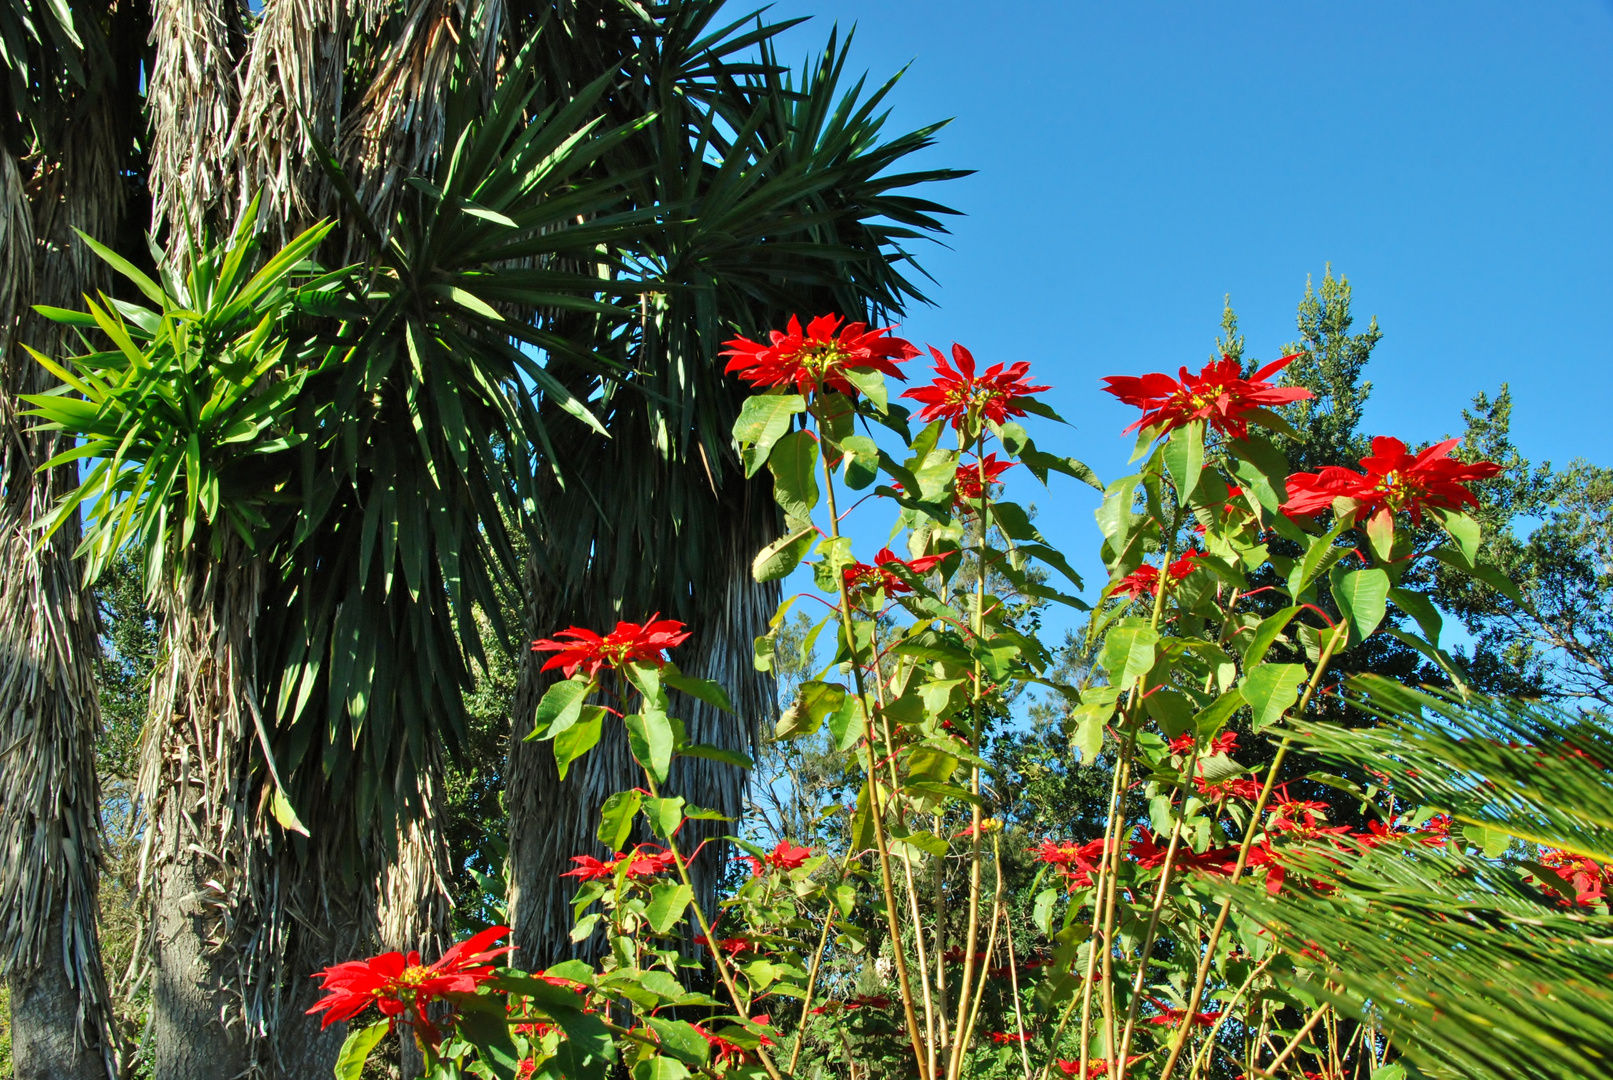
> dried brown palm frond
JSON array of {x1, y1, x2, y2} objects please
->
[
  {"x1": 0, "y1": 71, "x2": 131, "y2": 1079},
  {"x1": 227, "y1": 0, "x2": 362, "y2": 243},
  {"x1": 147, "y1": 0, "x2": 245, "y2": 240},
  {"x1": 336, "y1": 0, "x2": 504, "y2": 241}
]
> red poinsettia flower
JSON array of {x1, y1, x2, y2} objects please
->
[
  {"x1": 306, "y1": 925, "x2": 512, "y2": 1034},
  {"x1": 901, "y1": 344, "x2": 1051, "y2": 430},
  {"x1": 1168, "y1": 730, "x2": 1238, "y2": 755},
  {"x1": 1416, "y1": 812, "x2": 1452, "y2": 848},
  {"x1": 740, "y1": 840, "x2": 814, "y2": 876},
  {"x1": 1194, "y1": 774, "x2": 1263, "y2": 802},
  {"x1": 533, "y1": 616, "x2": 691, "y2": 679},
  {"x1": 1281, "y1": 437, "x2": 1502, "y2": 526},
  {"x1": 693, "y1": 934, "x2": 753, "y2": 955},
  {"x1": 561, "y1": 845, "x2": 676, "y2": 881},
  {"x1": 1537, "y1": 850, "x2": 1613, "y2": 908},
  {"x1": 1268, "y1": 793, "x2": 1337, "y2": 836},
  {"x1": 990, "y1": 1031, "x2": 1031, "y2": 1044},
  {"x1": 843, "y1": 548, "x2": 946, "y2": 598},
  {"x1": 721, "y1": 314, "x2": 918, "y2": 396},
  {"x1": 1055, "y1": 1057, "x2": 1142, "y2": 1077},
  {"x1": 1032, "y1": 838, "x2": 1108, "y2": 870},
  {"x1": 559, "y1": 854, "x2": 617, "y2": 881},
  {"x1": 954, "y1": 453, "x2": 1015, "y2": 505},
  {"x1": 1144, "y1": 999, "x2": 1220, "y2": 1027},
  {"x1": 1101, "y1": 354, "x2": 1312, "y2": 439},
  {"x1": 1112, "y1": 553, "x2": 1200, "y2": 601}
]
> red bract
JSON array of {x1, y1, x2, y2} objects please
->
[
  {"x1": 1268, "y1": 795, "x2": 1333, "y2": 835},
  {"x1": 1168, "y1": 730, "x2": 1238, "y2": 755},
  {"x1": 1055, "y1": 1057, "x2": 1141, "y2": 1077},
  {"x1": 1113, "y1": 553, "x2": 1199, "y2": 601},
  {"x1": 306, "y1": 925, "x2": 512, "y2": 1034},
  {"x1": 1101, "y1": 353, "x2": 1311, "y2": 438},
  {"x1": 1033, "y1": 838, "x2": 1108, "y2": 869},
  {"x1": 843, "y1": 548, "x2": 945, "y2": 598},
  {"x1": 990, "y1": 1031, "x2": 1031, "y2": 1044},
  {"x1": 533, "y1": 616, "x2": 691, "y2": 679},
  {"x1": 954, "y1": 454, "x2": 1015, "y2": 505},
  {"x1": 559, "y1": 854, "x2": 616, "y2": 881},
  {"x1": 1195, "y1": 775, "x2": 1263, "y2": 802},
  {"x1": 743, "y1": 840, "x2": 813, "y2": 875},
  {"x1": 694, "y1": 1025, "x2": 747, "y2": 1066},
  {"x1": 901, "y1": 343, "x2": 1051, "y2": 430},
  {"x1": 693, "y1": 934, "x2": 752, "y2": 955},
  {"x1": 1352, "y1": 819, "x2": 1401, "y2": 849},
  {"x1": 721, "y1": 314, "x2": 917, "y2": 396},
  {"x1": 1281, "y1": 437, "x2": 1501, "y2": 525},
  {"x1": 1537, "y1": 850, "x2": 1613, "y2": 908},
  {"x1": 1145, "y1": 1001, "x2": 1220, "y2": 1027},
  {"x1": 561, "y1": 845, "x2": 676, "y2": 881},
  {"x1": 1416, "y1": 813, "x2": 1453, "y2": 848}
]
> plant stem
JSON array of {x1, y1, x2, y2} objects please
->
[
  {"x1": 1069, "y1": 742, "x2": 1128, "y2": 1080},
  {"x1": 1250, "y1": 1004, "x2": 1328, "y2": 1078},
  {"x1": 868, "y1": 619, "x2": 942, "y2": 1074},
  {"x1": 789, "y1": 857, "x2": 848, "y2": 1075},
  {"x1": 1155, "y1": 627, "x2": 1344, "y2": 1080},
  {"x1": 1187, "y1": 954, "x2": 1274, "y2": 1077},
  {"x1": 995, "y1": 834, "x2": 1034, "y2": 1080},
  {"x1": 648, "y1": 769, "x2": 786, "y2": 1080},
  {"x1": 819, "y1": 433, "x2": 930, "y2": 1080},
  {"x1": 1113, "y1": 794, "x2": 1189, "y2": 1079},
  {"x1": 947, "y1": 428, "x2": 994, "y2": 1080}
]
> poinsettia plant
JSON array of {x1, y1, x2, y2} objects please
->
[{"x1": 312, "y1": 315, "x2": 1550, "y2": 1080}]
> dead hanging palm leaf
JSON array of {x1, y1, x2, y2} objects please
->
[
  {"x1": 0, "y1": 37, "x2": 137, "y2": 1074},
  {"x1": 336, "y1": 0, "x2": 505, "y2": 241},
  {"x1": 227, "y1": 0, "x2": 362, "y2": 242},
  {"x1": 147, "y1": 0, "x2": 244, "y2": 241}
]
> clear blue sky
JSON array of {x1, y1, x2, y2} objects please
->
[{"x1": 765, "y1": 0, "x2": 1612, "y2": 616}]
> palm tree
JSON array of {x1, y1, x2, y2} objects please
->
[
  {"x1": 18, "y1": 4, "x2": 961, "y2": 1076},
  {"x1": 504, "y1": 23, "x2": 967, "y2": 962},
  {"x1": 0, "y1": 0, "x2": 148, "y2": 1075}
]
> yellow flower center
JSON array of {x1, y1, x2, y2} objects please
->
[{"x1": 797, "y1": 342, "x2": 848, "y2": 378}]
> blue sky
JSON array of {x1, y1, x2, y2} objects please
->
[{"x1": 764, "y1": 1, "x2": 1613, "y2": 621}]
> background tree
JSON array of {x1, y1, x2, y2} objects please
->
[{"x1": 1434, "y1": 389, "x2": 1612, "y2": 708}]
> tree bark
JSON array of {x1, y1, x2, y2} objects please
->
[
  {"x1": 148, "y1": 818, "x2": 249, "y2": 1078},
  {"x1": 140, "y1": 546, "x2": 262, "y2": 1080},
  {"x1": 7, "y1": 914, "x2": 110, "y2": 1080}
]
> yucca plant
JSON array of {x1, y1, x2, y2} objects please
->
[
  {"x1": 507, "y1": 15, "x2": 966, "y2": 966},
  {"x1": 24, "y1": 201, "x2": 346, "y2": 1078}
]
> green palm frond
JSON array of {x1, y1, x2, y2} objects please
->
[
  {"x1": 23, "y1": 196, "x2": 337, "y2": 588},
  {"x1": 1239, "y1": 678, "x2": 1613, "y2": 1080},
  {"x1": 261, "y1": 52, "x2": 646, "y2": 834}
]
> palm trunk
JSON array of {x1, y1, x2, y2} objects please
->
[
  {"x1": 140, "y1": 543, "x2": 263, "y2": 1079},
  {"x1": 377, "y1": 769, "x2": 454, "y2": 1079},
  {"x1": 0, "y1": 96, "x2": 126, "y2": 1077},
  {"x1": 508, "y1": 451, "x2": 776, "y2": 964}
]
